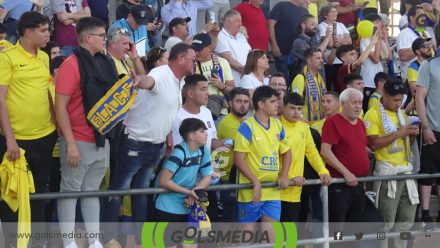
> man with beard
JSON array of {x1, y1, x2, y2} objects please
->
[
  {"x1": 291, "y1": 47, "x2": 327, "y2": 125},
  {"x1": 291, "y1": 14, "x2": 332, "y2": 76},
  {"x1": 216, "y1": 87, "x2": 250, "y2": 221},
  {"x1": 407, "y1": 38, "x2": 432, "y2": 106}
]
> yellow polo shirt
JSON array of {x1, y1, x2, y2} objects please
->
[
  {"x1": 0, "y1": 42, "x2": 55, "y2": 140},
  {"x1": 280, "y1": 117, "x2": 328, "y2": 202}
]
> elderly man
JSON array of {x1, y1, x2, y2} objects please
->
[
  {"x1": 321, "y1": 88, "x2": 370, "y2": 225},
  {"x1": 107, "y1": 26, "x2": 145, "y2": 76},
  {"x1": 215, "y1": 9, "x2": 251, "y2": 85}
]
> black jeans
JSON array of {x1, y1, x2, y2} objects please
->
[
  {"x1": 328, "y1": 183, "x2": 366, "y2": 223},
  {"x1": 0, "y1": 132, "x2": 57, "y2": 246}
]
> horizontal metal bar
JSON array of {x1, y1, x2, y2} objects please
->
[{"x1": 26, "y1": 173, "x2": 440, "y2": 200}]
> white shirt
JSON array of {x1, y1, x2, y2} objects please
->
[
  {"x1": 124, "y1": 65, "x2": 183, "y2": 143},
  {"x1": 360, "y1": 38, "x2": 383, "y2": 89},
  {"x1": 172, "y1": 106, "x2": 218, "y2": 150},
  {"x1": 239, "y1": 72, "x2": 269, "y2": 89},
  {"x1": 318, "y1": 21, "x2": 349, "y2": 64},
  {"x1": 396, "y1": 27, "x2": 419, "y2": 80},
  {"x1": 164, "y1": 36, "x2": 183, "y2": 51},
  {"x1": 215, "y1": 28, "x2": 251, "y2": 85}
]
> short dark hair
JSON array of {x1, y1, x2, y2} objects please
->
[
  {"x1": 298, "y1": 14, "x2": 315, "y2": 32},
  {"x1": 374, "y1": 72, "x2": 390, "y2": 87},
  {"x1": 365, "y1": 14, "x2": 382, "y2": 23},
  {"x1": 17, "y1": 11, "x2": 50, "y2": 37},
  {"x1": 230, "y1": 87, "x2": 250, "y2": 100},
  {"x1": 182, "y1": 74, "x2": 207, "y2": 96},
  {"x1": 411, "y1": 37, "x2": 426, "y2": 53},
  {"x1": 76, "y1": 17, "x2": 106, "y2": 40},
  {"x1": 252, "y1": 86, "x2": 279, "y2": 111},
  {"x1": 384, "y1": 79, "x2": 407, "y2": 96},
  {"x1": 179, "y1": 118, "x2": 207, "y2": 141},
  {"x1": 408, "y1": 6, "x2": 423, "y2": 19},
  {"x1": 343, "y1": 73, "x2": 363, "y2": 85},
  {"x1": 336, "y1": 44, "x2": 356, "y2": 60},
  {"x1": 324, "y1": 91, "x2": 339, "y2": 99},
  {"x1": 283, "y1": 92, "x2": 304, "y2": 106},
  {"x1": 304, "y1": 47, "x2": 321, "y2": 60},
  {"x1": 271, "y1": 72, "x2": 285, "y2": 78},
  {"x1": 169, "y1": 43, "x2": 193, "y2": 61}
]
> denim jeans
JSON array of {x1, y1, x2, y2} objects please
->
[{"x1": 105, "y1": 134, "x2": 162, "y2": 244}]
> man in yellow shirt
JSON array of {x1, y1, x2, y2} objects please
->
[
  {"x1": 280, "y1": 92, "x2": 332, "y2": 222},
  {"x1": 0, "y1": 12, "x2": 56, "y2": 247},
  {"x1": 291, "y1": 47, "x2": 326, "y2": 125},
  {"x1": 216, "y1": 87, "x2": 250, "y2": 222},
  {"x1": 234, "y1": 86, "x2": 291, "y2": 240},
  {"x1": 312, "y1": 91, "x2": 340, "y2": 135},
  {"x1": 368, "y1": 72, "x2": 389, "y2": 110},
  {"x1": 364, "y1": 79, "x2": 419, "y2": 248}
]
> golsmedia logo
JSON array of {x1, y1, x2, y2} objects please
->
[{"x1": 142, "y1": 222, "x2": 297, "y2": 247}]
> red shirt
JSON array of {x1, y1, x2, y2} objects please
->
[
  {"x1": 336, "y1": 64, "x2": 354, "y2": 93},
  {"x1": 329, "y1": 0, "x2": 356, "y2": 27},
  {"x1": 321, "y1": 113, "x2": 369, "y2": 178},
  {"x1": 234, "y1": 3, "x2": 269, "y2": 50},
  {"x1": 55, "y1": 55, "x2": 95, "y2": 143}
]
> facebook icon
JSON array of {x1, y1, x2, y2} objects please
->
[{"x1": 334, "y1": 232, "x2": 343, "y2": 240}]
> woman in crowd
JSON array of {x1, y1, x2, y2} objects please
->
[
  {"x1": 141, "y1": 46, "x2": 169, "y2": 73},
  {"x1": 239, "y1": 49, "x2": 270, "y2": 98},
  {"x1": 318, "y1": 3, "x2": 352, "y2": 90}
]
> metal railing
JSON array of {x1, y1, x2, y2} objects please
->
[{"x1": 21, "y1": 173, "x2": 440, "y2": 247}]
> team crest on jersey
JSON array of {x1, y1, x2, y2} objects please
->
[{"x1": 207, "y1": 121, "x2": 212, "y2": 128}]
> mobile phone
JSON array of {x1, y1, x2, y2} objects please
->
[
  {"x1": 209, "y1": 10, "x2": 216, "y2": 23},
  {"x1": 194, "y1": 189, "x2": 208, "y2": 202},
  {"x1": 373, "y1": 26, "x2": 378, "y2": 35},
  {"x1": 211, "y1": 67, "x2": 219, "y2": 77},
  {"x1": 332, "y1": 23, "x2": 337, "y2": 36}
]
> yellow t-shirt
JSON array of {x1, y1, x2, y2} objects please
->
[
  {"x1": 355, "y1": 0, "x2": 378, "y2": 9},
  {"x1": 364, "y1": 108, "x2": 409, "y2": 166},
  {"x1": 0, "y1": 40, "x2": 13, "y2": 50},
  {"x1": 234, "y1": 116, "x2": 290, "y2": 202},
  {"x1": 311, "y1": 118, "x2": 326, "y2": 136},
  {"x1": 368, "y1": 91, "x2": 382, "y2": 110},
  {"x1": 280, "y1": 117, "x2": 328, "y2": 203},
  {"x1": 216, "y1": 113, "x2": 242, "y2": 181},
  {"x1": 0, "y1": 42, "x2": 55, "y2": 139},
  {"x1": 291, "y1": 73, "x2": 326, "y2": 125}
]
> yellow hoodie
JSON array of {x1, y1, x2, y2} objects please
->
[
  {"x1": 280, "y1": 117, "x2": 329, "y2": 202},
  {"x1": 0, "y1": 149, "x2": 35, "y2": 248}
]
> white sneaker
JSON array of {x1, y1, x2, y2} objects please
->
[
  {"x1": 89, "y1": 240, "x2": 103, "y2": 248},
  {"x1": 65, "y1": 242, "x2": 79, "y2": 248}
]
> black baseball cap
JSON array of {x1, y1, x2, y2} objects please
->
[
  {"x1": 191, "y1": 33, "x2": 211, "y2": 52},
  {"x1": 129, "y1": 5, "x2": 150, "y2": 25},
  {"x1": 169, "y1": 17, "x2": 191, "y2": 30}
]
